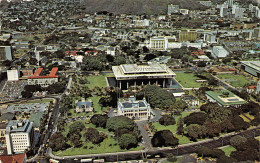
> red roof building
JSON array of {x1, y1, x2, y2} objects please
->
[
  {"x1": 28, "y1": 67, "x2": 58, "y2": 79},
  {"x1": 0, "y1": 153, "x2": 26, "y2": 163}
]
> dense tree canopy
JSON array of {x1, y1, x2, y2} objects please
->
[
  {"x1": 49, "y1": 132, "x2": 68, "y2": 152},
  {"x1": 106, "y1": 116, "x2": 136, "y2": 132},
  {"x1": 84, "y1": 127, "x2": 104, "y2": 144},
  {"x1": 90, "y1": 114, "x2": 108, "y2": 128},
  {"x1": 184, "y1": 112, "x2": 207, "y2": 126},
  {"x1": 151, "y1": 130, "x2": 179, "y2": 147},
  {"x1": 137, "y1": 85, "x2": 175, "y2": 109},
  {"x1": 159, "y1": 115, "x2": 176, "y2": 126},
  {"x1": 119, "y1": 134, "x2": 138, "y2": 149}
]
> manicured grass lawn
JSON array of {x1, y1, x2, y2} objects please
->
[
  {"x1": 221, "y1": 146, "x2": 236, "y2": 156},
  {"x1": 217, "y1": 74, "x2": 254, "y2": 87},
  {"x1": 89, "y1": 96, "x2": 109, "y2": 114},
  {"x1": 85, "y1": 74, "x2": 108, "y2": 89},
  {"x1": 57, "y1": 136, "x2": 143, "y2": 156},
  {"x1": 244, "y1": 113, "x2": 255, "y2": 120},
  {"x1": 239, "y1": 115, "x2": 251, "y2": 122},
  {"x1": 59, "y1": 121, "x2": 141, "y2": 156},
  {"x1": 152, "y1": 112, "x2": 192, "y2": 145},
  {"x1": 29, "y1": 112, "x2": 44, "y2": 127},
  {"x1": 175, "y1": 72, "x2": 207, "y2": 88}
]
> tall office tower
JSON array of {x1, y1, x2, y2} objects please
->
[
  {"x1": 5, "y1": 120, "x2": 34, "y2": 155},
  {"x1": 227, "y1": 0, "x2": 234, "y2": 7}
]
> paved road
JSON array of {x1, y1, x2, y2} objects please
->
[{"x1": 136, "y1": 121, "x2": 152, "y2": 150}]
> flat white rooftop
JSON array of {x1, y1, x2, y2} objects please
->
[{"x1": 112, "y1": 63, "x2": 176, "y2": 80}]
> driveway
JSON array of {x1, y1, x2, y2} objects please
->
[{"x1": 136, "y1": 121, "x2": 152, "y2": 150}]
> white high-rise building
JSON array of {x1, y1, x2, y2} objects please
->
[
  {"x1": 234, "y1": 7, "x2": 245, "y2": 18},
  {"x1": 5, "y1": 120, "x2": 34, "y2": 155},
  {"x1": 227, "y1": 0, "x2": 234, "y2": 7},
  {"x1": 257, "y1": 80, "x2": 260, "y2": 94},
  {"x1": 212, "y1": 46, "x2": 229, "y2": 58},
  {"x1": 168, "y1": 4, "x2": 179, "y2": 15}
]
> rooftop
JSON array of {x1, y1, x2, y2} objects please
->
[
  {"x1": 28, "y1": 67, "x2": 58, "y2": 79},
  {"x1": 0, "y1": 153, "x2": 26, "y2": 163},
  {"x1": 241, "y1": 61, "x2": 260, "y2": 72},
  {"x1": 6, "y1": 120, "x2": 33, "y2": 133},
  {"x1": 112, "y1": 63, "x2": 176, "y2": 79},
  {"x1": 206, "y1": 90, "x2": 247, "y2": 106},
  {"x1": 118, "y1": 96, "x2": 150, "y2": 110}
]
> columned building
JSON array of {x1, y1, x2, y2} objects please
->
[
  {"x1": 112, "y1": 63, "x2": 176, "y2": 90},
  {"x1": 117, "y1": 96, "x2": 151, "y2": 120}
]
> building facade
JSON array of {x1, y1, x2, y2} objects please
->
[
  {"x1": 27, "y1": 67, "x2": 58, "y2": 87},
  {"x1": 212, "y1": 46, "x2": 229, "y2": 58},
  {"x1": 241, "y1": 61, "x2": 260, "y2": 77},
  {"x1": 0, "y1": 46, "x2": 12, "y2": 61},
  {"x1": 112, "y1": 63, "x2": 176, "y2": 89},
  {"x1": 206, "y1": 90, "x2": 247, "y2": 108},
  {"x1": 117, "y1": 96, "x2": 151, "y2": 120},
  {"x1": 5, "y1": 120, "x2": 34, "y2": 155}
]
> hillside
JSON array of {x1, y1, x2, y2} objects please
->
[{"x1": 82, "y1": 0, "x2": 208, "y2": 15}]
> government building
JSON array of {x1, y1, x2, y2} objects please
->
[
  {"x1": 117, "y1": 96, "x2": 151, "y2": 120},
  {"x1": 112, "y1": 63, "x2": 176, "y2": 90}
]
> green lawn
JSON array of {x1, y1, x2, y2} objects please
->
[
  {"x1": 85, "y1": 74, "x2": 109, "y2": 89},
  {"x1": 175, "y1": 72, "x2": 207, "y2": 88},
  {"x1": 59, "y1": 120, "x2": 141, "y2": 156},
  {"x1": 152, "y1": 112, "x2": 192, "y2": 145},
  {"x1": 221, "y1": 146, "x2": 236, "y2": 156},
  {"x1": 57, "y1": 136, "x2": 143, "y2": 156},
  {"x1": 217, "y1": 74, "x2": 254, "y2": 87}
]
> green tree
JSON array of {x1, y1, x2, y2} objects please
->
[
  {"x1": 49, "y1": 132, "x2": 68, "y2": 152},
  {"x1": 159, "y1": 115, "x2": 176, "y2": 126},
  {"x1": 84, "y1": 128, "x2": 104, "y2": 144},
  {"x1": 119, "y1": 134, "x2": 138, "y2": 149},
  {"x1": 69, "y1": 133, "x2": 82, "y2": 148},
  {"x1": 106, "y1": 116, "x2": 135, "y2": 132},
  {"x1": 177, "y1": 117, "x2": 184, "y2": 135},
  {"x1": 90, "y1": 114, "x2": 108, "y2": 128},
  {"x1": 185, "y1": 124, "x2": 206, "y2": 140},
  {"x1": 69, "y1": 121, "x2": 85, "y2": 133},
  {"x1": 151, "y1": 130, "x2": 179, "y2": 147},
  {"x1": 230, "y1": 135, "x2": 247, "y2": 148}
]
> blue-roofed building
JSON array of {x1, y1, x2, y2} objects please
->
[
  {"x1": 75, "y1": 98, "x2": 93, "y2": 113},
  {"x1": 117, "y1": 96, "x2": 151, "y2": 120}
]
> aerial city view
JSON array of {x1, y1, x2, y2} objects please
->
[{"x1": 1, "y1": 0, "x2": 260, "y2": 162}]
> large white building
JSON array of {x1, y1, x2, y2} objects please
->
[
  {"x1": 27, "y1": 67, "x2": 58, "y2": 87},
  {"x1": 212, "y1": 46, "x2": 229, "y2": 58},
  {"x1": 7, "y1": 66, "x2": 21, "y2": 81},
  {"x1": 117, "y1": 96, "x2": 151, "y2": 120},
  {"x1": 168, "y1": 4, "x2": 179, "y2": 15},
  {"x1": 5, "y1": 120, "x2": 34, "y2": 155}
]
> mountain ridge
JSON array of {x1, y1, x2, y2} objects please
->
[{"x1": 82, "y1": 0, "x2": 208, "y2": 15}]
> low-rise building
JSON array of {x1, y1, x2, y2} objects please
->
[
  {"x1": 117, "y1": 96, "x2": 151, "y2": 120},
  {"x1": 0, "y1": 123, "x2": 7, "y2": 146},
  {"x1": 75, "y1": 98, "x2": 93, "y2": 113},
  {"x1": 182, "y1": 95, "x2": 200, "y2": 107},
  {"x1": 241, "y1": 61, "x2": 260, "y2": 77},
  {"x1": 206, "y1": 89, "x2": 247, "y2": 108},
  {"x1": 0, "y1": 153, "x2": 26, "y2": 163},
  {"x1": 5, "y1": 120, "x2": 34, "y2": 155},
  {"x1": 27, "y1": 67, "x2": 58, "y2": 87}
]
